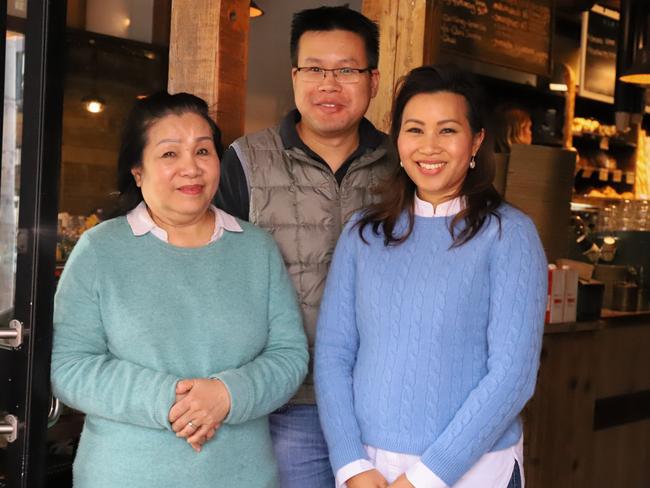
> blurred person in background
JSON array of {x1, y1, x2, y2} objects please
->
[{"x1": 493, "y1": 104, "x2": 533, "y2": 153}]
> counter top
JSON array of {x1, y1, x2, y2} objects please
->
[{"x1": 544, "y1": 310, "x2": 650, "y2": 334}]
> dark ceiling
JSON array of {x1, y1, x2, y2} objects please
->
[
  {"x1": 598, "y1": 0, "x2": 620, "y2": 10},
  {"x1": 557, "y1": 0, "x2": 620, "y2": 12}
]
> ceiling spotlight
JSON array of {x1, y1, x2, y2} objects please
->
[
  {"x1": 549, "y1": 83, "x2": 569, "y2": 92},
  {"x1": 82, "y1": 96, "x2": 106, "y2": 114}
]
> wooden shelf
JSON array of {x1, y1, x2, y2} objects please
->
[
  {"x1": 573, "y1": 132, "x2": 637, "y2": 148},
  {"x1": 572, "y1": 195, "x2": 638, "y2": 205},
  {"x1": 576, "y1": 166, "x2": 634, "y2": 182}
]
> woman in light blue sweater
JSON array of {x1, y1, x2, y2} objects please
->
[
  {"x1": 51, "y1": 92, "x2": 308, "y2": 488},
  {"x1": 315, "y1": 65, "x2": 547, "y2": 488}
]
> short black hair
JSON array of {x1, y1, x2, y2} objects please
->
[
  {"x1": 290, "y1": 6, "x2": 379, "y2": 69},
  {"x1": 115, "y1": 91, "x2": 223, "y2": 216}
]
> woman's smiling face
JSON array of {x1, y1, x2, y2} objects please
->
[
  {"x1": 131, "y1": 112, "x2": 220, "y2": 226},
  {"x1": 397, "y1": 91, "x2": 484, "y2": 206}
]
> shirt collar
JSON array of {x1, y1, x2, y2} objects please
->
[
  {"x1": 126, "y1": 201, "x2": 242, "y2": 243},
  {"x1": 414, "y1": 193, "x2": 465, "y2": 217}
]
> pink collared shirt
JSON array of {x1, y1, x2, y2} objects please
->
[
  {"x1": 126, "y1": 201, "x2": 242, "y2": 243},
  {"x1": 335, "y1": 193, "x2": 523, "y2": 488}
]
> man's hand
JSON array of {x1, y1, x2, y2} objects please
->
[
  {"x1": 346, "y1": 469, "x2": 389, "y2": 488},
  {"x1": 168, "y1": 378, "x2": 231, "y2": 451}
]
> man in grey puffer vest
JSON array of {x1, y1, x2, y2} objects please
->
[{"x1": 216, "y1": 6, "x2": 392, "y2": 487}]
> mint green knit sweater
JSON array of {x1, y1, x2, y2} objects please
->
[{"x1": 51, "y1": 217, "x2": 308, "y2": 488}]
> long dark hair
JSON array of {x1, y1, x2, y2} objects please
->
[
  {"x1": 357, "y1": 64, "x2": 502, "y2": 247},
  {"x1": 114, "y1": 91, "x2": 223, "y2": 216}
]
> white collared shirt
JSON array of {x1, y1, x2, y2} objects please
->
[
  {"x1": 413, "y1": 193, "x2": 465, "y2": 217},
  {"x1": 126, "y1": 201, "x2": 242, "y2": 243},
  {"x1": 335, "y1": 193, "x2": 524, "y2": 488}
]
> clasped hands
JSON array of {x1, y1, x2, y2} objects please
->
[
  {"x1": 168, "y1": 378, "x2": 231, "y2": 453},
  {"x1": 347, "y1": 470, "x2": 415, "y2": 488}
]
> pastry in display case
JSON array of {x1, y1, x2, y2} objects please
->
[{"x1": 572, "y1": 117, "x2": 638, "y2": 200}]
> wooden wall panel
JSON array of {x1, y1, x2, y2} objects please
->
[
  {"x1": 526, "y1": 323, "x2": 650, "y2": 488},
  {"x1": 590, "y1": 325, "x2": 650, "y2": 487},
  {"x1": 594, "y1": 325, "x2": 650, "y2": 398},
  {"x1": 59, "y1": 80, "x2": 135, "y2": 215},
  {"x1": 524, "y1": 331, "x2": 597, "y2": 488},
  {"x1": 168, "y1": 0, "x2": 249, "y2": 147},
  {"x1": 361, "y1": 0, "x2": 436, "y2": 133},
  {"x1": 592, "y1": 419, "x2": 650, "y2": 487},
  {"x1": 505, "y1": 145, "x2": 575, "y2": 263}
]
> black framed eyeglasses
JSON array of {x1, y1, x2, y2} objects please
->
[{"x1": 294, "y1": 66, "x2": 374, "y2": 84}]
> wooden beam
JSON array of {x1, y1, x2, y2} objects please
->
[
  {"x1": 634, "y1": 124, "x2": 647, "y2": 199},
  {"x1": 168, "y1": 0, "x2": 249, "y2": 147},
  {"x1": 561, "y1": 63, "x2": 576, "y2": 150},
  {"x1": 361, "y1": 0, "x2": 438, "y2": 133},
  {"x1": 152, "y1": 0, "x2": 172, "y2": 46},
  {"x1": 66, "y1": 0, "x2": 87, "y2": 29}
]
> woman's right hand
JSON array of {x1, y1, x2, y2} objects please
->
[
  {"x1": 168, "y1": 378, "x2": 231, "y2": 451},
  {"x1": 346, "y1": 469, "x2": 389, "y2": 488},
  {"x1": 176, "y1": 387, "x2": 218, "y2": 451}
]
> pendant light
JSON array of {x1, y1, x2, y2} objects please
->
[
  {"x1": 619, "y1": 49, "x2": 650, "y2": 85},
  {"x1": 250, "y1": 1, "x2": 264, "y2": 18}
]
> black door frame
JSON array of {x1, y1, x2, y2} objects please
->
[{"x1": 1, "y1": 0, "x2": 66, "y2": 486}]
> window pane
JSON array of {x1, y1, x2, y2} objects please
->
[{"x1": 0, "y1": 31, "x2": 24, "y2": 324}]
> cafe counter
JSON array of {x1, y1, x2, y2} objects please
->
[{"x1": 524, "y1": 312, "x2": 650, "y2": 487}]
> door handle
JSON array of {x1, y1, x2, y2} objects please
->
[
  {"x1": 0, "y1": 414, "x2": 18, "y2": 445},
  {"x1": 0, "y1": 396, "x2": 61, "y2": 447},
  {"x1": 0, "y1": 320, "x2": 24, "y2": 349},
  {"x1": 47, "y1": 395, "x2": 61, "y2": 428}
]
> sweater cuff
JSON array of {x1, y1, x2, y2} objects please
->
[
  {"x1": 210, "y1": 369, "x2": 249, "y2": 424},
  {"x1": 405, "y1": 461, "x2": 448, "y2": 488},
  {"x1": 330, "y1": 437, "x2": 370, "y2": 474},
  {"x1": 420, "y1": 444, "x2": 464, "y2": 487},
  {"x1": 336, "y1": 458, "x2": 375, "y2": 487},
  {"x1": 157, "y1": 374, "x2": 181, "y2": 431}
]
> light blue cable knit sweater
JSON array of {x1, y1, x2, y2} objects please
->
[
  {"x1": 51, "y1": 217, "x2": 308, "y2": 488},
  {"x1": 315, "y1": 204, "x2": 547, "y2": 486}
]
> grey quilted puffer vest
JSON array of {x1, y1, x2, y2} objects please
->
[{"x1": 232, "y1": 127, "x2": 392, "y2": 403}]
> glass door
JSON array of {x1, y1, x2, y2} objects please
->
[{"x1": 0, "y1": 0, "x2": 66, "y2": 486}]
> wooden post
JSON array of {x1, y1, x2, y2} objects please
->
[
  {"x1": 562, "y1": 63, "x2": 576, "y2": 150},
  {"x1": 634, "y1": 124, "x2": 648, "y2": 199},
  {"x1": 168, "y1": 0, "x2": 249, "y2": 147},
  {"x1": 152, "y1": 0, "x2": 172, "y2": 46},
  {"x1": 66, "y1": 0, "x2": 87, "y2": 29},
  {"x1": 361, "y1": 0, "x2": 439, "y2": 132}
]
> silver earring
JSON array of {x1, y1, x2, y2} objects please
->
[
  {"x1": 469, "y1": 155, "x2": 476, "y2": 169},
  {"x1": 399, "y1": 161, "x2": 404, "y2": 168}
]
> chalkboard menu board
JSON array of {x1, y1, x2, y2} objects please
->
[
  {"x1": 580, "y1": 9, "x2": 618, "y2": 100},
  {"x1": 440, "y1": 0, "x2": 552, "y2": 77}
]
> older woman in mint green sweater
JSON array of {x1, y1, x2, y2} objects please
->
[{"x1": 51, "y1": 92, "x2": 308, "y2": 488}]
